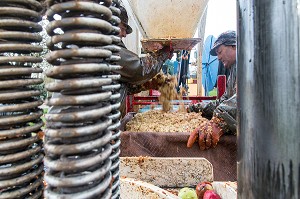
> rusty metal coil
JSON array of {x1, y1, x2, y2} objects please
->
[
  {"x1": 0, "y1": 122, "x2": 43, "y2": 138},
  {"x1": 108, "y1": 109, "x2": 121, "y2": 198},
  {"x1": 46, "y1": 1, "x2": 112, "y2": 21},
  {"x1": 44, "y1": 173, "x2": 112, "y2": 199},
  {"x1": 46, "y1": 63, "x2": 121, "y2": 78},
  {"x1": 46, "y1": 77, "x2": 113, "y2": 92},
  {"x1": 45, "y1": 17, "x2": 114, "y2": 37},
  {"x1": 0, "y1": 19, "x2": 43, "y2": 32},
  {"x1": 46, "y1": 0, "x2": 113, "y2": 7},
  {"x1": 44, "y1": 143, "x2": 112, "y2": 198},
  {"x1": 0, "y1": 0, "x2": 43, "y2": 11},
  {"x1": 103, "y1": 75, "x2": 121, "y2": 199},
  {"x1": 46, "y1": 103, "x2": 112, "y2": 123},
  {"x1": 45, "y1": 117, "x2": 112, "y2": 138},
  {"x1": 0, "y1": 177, "x2": 43, "y2": 199},
  {"x1": 44, "y1": 0, "x2": 122, "y2": 198},
  {"x1": 0, "y1": 139, "x2": 44, "y2": 198},
  {"x1": 0, "y1": 56, "x2": 42, "y2": 64},
  {"x1": 108, "y1": 2, "x2": 122, "y2": 197},
  {"x1": 0, "y1": 7, "x2": 42, "y2": 22},
  {"x1": 0, "y1": 0, "x2": 44, "y2": 198},
  {"x1": 109, "y1": 111, "x2": 121, "y2": 199},
  {"x1": 0, "y1": 67, "x2": 43, "y2": 76}
]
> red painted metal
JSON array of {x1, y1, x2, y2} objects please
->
[
  {"x1": 149, "y1": 89, "x2": 160, "y2": 96},
  {"x1": 217, "y1": 75, "x2": 226, "y2": 99},
  {"x1": 126, "y1": 95, "x2": 217, "y2": 113},
  {"x1": 126, "y1": 75, "x2": 226, "y2": 113}
]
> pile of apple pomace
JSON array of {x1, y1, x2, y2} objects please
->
[{"x1": 125, "y1": 73, "x2": 208, "y2": 133}]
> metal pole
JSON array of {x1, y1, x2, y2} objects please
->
[
  {"x1": 237, "y1": 0, "x2": 300, "y2": 198},
  {"x1": 197, "y1": 7, "x2": 207, "y2": 96}
]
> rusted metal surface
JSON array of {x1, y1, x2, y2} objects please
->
[
  {"x1": 0, "y1": 0, "x2": 44, "y2": 198},
  {"x1": 237, "y1": 0, "x2": 300, "y2": 198},
  {"x1": 44, "y1": 0, "x2": 122, "y2": 198},
  {"x1": 141, "y1": 38, "x2": 202, "y2": 52}
]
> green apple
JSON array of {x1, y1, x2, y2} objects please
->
[{"x1": 178, "y1": 187, "x2": 198, "y2": 199}]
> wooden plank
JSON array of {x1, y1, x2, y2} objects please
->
[
  {"x1": 120, "y1": 177, "x2": 179, "y2": 199},
  {"x1": 120, "y1": 157, "x2": 213, "y2": 188}
]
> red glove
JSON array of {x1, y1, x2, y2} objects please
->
[{"x1": 187, "y1": 118, "x2": 224, "y2": 150}]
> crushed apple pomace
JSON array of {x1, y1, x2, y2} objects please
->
[
  {"x1": 126, "y1": 73, "x2": 207, "y2": 132},
  {"x1": 125, "y1": 110, "x2": 208, "y2": 133},
  {"x1": 157, "y1": 74, "x2": 178, "y2": 112}
]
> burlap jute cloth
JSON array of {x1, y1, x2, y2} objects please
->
[{"x1": 120, "y1": 113, "x2": 237, "y2": 181}]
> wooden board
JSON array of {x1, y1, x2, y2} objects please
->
[
  {"x1": 120, "y1": 177, "x2": 179, "y2": 199},
  {"x1": 120, "y1": 157, "x2": 213, "y2": 188},
  {"x1": 119, "y1": 157, "x2": 237, "y2": 199}
]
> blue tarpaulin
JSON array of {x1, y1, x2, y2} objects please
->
[{"x1": 202, "y1": 35, "x2": 219, "y2": 96}]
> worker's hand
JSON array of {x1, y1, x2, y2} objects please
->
[
  {"x1": 187, "y1": 102, "x2": 205, "y2": 113},
  {"x1": 161, "y1": 45, "x2": 174, "y2": 59},
  {"x1": 150, "y1": 45, "x2": 174, "y2": 60},
  {"x1": 142, "y1": 42, "x2": 174, "y2": 59},
  {"x1": 187, "y1": 118, "x2": 224, "y2": 150},
  {"x1": 187, "y1": 101, "x2": 215, "y2": 119}
]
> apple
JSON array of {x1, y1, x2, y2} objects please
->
[
  {"x1": 178, "y1": 187, "x2": 198, "y2": 199},
  {"x1": 203, "y1": 190, "x2": 221, "y2": 199},
  {"x1": 195, "y1": 181, "x2": 213, "y2": 199}
]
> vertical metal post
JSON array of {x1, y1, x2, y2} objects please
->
[
  {"x1": 197, "y1": 7, "x2": 208, "y2": 96},
  {"x1": 237, "y1": 0, "x2": 300, "y2": 198}
]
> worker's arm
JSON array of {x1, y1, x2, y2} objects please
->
[
  {"x1": 116, "y1": 45, "x2": 173, "y2": 86},
  {"x1": 187, "y1": 64, "x2": 237, "y2": 150},
  {"x1": 187, "y1": 82, "x2": 232, "y2": 118},
  {"x1": 188, "y1": 63, "x2": 237, "y2": 118},
  {"x1": 187, "y1": 92, "x2": 229, "y2": 118},
  {"x1": 213, "y1": 93, "x2": 237, "y2": 133}
]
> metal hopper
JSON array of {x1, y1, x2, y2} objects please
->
[{"x1": 122, "y1": 0, "x2": 209, "y2": 51}]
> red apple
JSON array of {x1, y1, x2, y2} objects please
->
[
  {"x1": 195, "y1": 181, "x2": 213, "y2": 199},
  {"x1": 203, "y1": 190, "x2": 221, "y2": 199}
]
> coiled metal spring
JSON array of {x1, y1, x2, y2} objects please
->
[
  {"x1": 0, "y1": 0, "x2": 45, "y2": 198},
  {"x1": 107, "y1": 1, "x2": 122, "y2": 198},
  {"x1": 44, "y1": 0, "x2": 121, "y2": 198}
]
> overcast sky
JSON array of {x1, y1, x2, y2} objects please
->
[{"x1": 204, "y1": 0, "x2": 237, "y2": 39}]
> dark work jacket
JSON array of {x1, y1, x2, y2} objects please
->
[{"x1": 116, "y1": 42, "x2": 168, "y2": 86}]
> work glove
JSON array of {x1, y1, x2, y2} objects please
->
[
  {"x1": 162, "y1": 45, "x2": 174, "y2": 60},
  {"x1": 187, "y1": 102, "x2": 205, "y2": 113},
  {"x1": 150, "y1": 45, "x2": 174, "y2": 61},
  {"x1": 187, "y1": 117, "x2": 225, "y2": 150},
  {"x1": 144, "y1": 39, "x2": 174, "y2": 58},
  {"x1": 187, "y1": 101, "x2": 216, "y2": 119}
]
